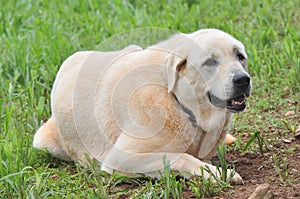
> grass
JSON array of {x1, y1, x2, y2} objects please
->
[
  {"x1": 0, "y1": 0, "x2": 299, "y2": 198},
  {"x1": 272, "y1": 154, "x2": 290, "y2": 184}
]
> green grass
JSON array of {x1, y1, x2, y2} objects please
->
[{"x1": 0, "y1": 0, "x2": 299, "y2": 198}]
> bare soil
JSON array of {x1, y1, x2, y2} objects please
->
[
  {"x1": 212, "y1": 145, "x2": 300, "y2": 198},
  {"x1": 186, "y1": 135, "x2": 300, "y2": 198}
]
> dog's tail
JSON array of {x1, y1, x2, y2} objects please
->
[{"x1": 33, "y1": 118, "x2": 72, "y2": 161}]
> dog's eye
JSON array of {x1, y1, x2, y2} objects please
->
[
  {"x1": 203, "y1": 58, "x2": 218, "y2": 66},
  {"x1": 237, "y1": 53, "x2": 246, "y2": 62}
]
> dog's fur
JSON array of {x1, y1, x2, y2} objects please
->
[{"x1": 33, "y1": 29, "x2": 251, "y2": 183}]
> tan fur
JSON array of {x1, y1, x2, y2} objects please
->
[
  {"x1": 33, "y1": 29, "x2": 251, "y2": 184},
  {"x1": 33, "y1": 118, "x2": 72, "y2": 161},
  {"x1": 223, "y1": 134, "x2": 237, "y2": 145}
]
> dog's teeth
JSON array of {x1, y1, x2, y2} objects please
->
[
  {"x1": 232, "y1": 99, "x2": 245, "y2": 106},
  {"x1": 231, "y1": 96, "x2": 247, "y2": 107}
]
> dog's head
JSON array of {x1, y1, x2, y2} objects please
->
[{"x1": 164, "y1": 29, "x2": 251, "y2": 115}]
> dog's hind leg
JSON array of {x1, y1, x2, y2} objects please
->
[
  {"x1": 223, "y1": 134, "x2": 236, "y2": 145},
  {"x1": 33, "y1": 118, "x2": 72, "y2": 161}
]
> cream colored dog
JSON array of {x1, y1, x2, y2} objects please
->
[{"x1": 33, "y1": 29, "x2": 251, "y2": 184}]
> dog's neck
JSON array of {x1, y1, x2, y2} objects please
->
[{"x1": 173, "y1": 94, "x2": 198, "y2": 128}]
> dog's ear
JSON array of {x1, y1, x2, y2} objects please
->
[{"x1": 165, "y1": 52, "x2": 187, "y2": 93}]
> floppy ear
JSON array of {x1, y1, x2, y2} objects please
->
[{"x1": 165, "y1": 52, "x2": 187, "y2": 93}]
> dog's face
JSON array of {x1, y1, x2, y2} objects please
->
[{"x1": 165, "y1": 29, "x2": 251, "y2": 115}]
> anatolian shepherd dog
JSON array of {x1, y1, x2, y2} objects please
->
[{"x1": 33, "y1": 29, "x2": 251, "y2": 184}]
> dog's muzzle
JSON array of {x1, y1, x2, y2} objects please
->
[{"x1": 208, "y1": 72, "x2": 251, "y2": 113}]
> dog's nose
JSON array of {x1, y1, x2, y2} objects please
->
[{"x1": 233, "y1": 72, "x2": 250, "y2": 91}]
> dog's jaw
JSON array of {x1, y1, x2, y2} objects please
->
[{"x1": 207, "y1": 92, "x2": 248, "y2": 113}]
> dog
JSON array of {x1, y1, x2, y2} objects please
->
[{"x1": 33, "y1": 29, "x2": 251, "y2": 184}]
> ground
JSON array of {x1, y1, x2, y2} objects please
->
[
  {"x1": 215, "y1": 145, "x2": 300, "y2": 198},
  {"x1": 211, "y1": 103, "x2": 300, "y2": 198}
]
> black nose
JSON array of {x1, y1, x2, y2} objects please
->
[{"x1": 233, "y1": 72, "x2": 250, "y2": 91}]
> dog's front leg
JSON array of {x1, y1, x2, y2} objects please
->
[
  {"x1": 171, "y1": 153, "x2": 243, "y2": 184},
  {"x1": 100, "y1": 148, "x2": 243, "y2": 184}
]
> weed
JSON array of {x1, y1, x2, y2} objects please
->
[
  {"x1": 159, "y1": 156, "x2": 184, "y2": 199},
  {"x1": 188, "y1": 146, "x2": 234, "y2": 199},
  {"x1": 272, "y1": 154, "x2": 293, "y2": 184},
  {"x1": 243, "y1": 131, "x2": 268, "y2": 155},
  {"x1": 282, "y1": 119, "x2": 297, "y2": 135},
  {"x1": 188, "y1": 166, "x2": 225, "y2": 199}
]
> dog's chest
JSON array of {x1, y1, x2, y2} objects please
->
[{"x1": 188, "y1": 113, "x2": 232, "y2": 159}]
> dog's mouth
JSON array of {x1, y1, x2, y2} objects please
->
[
  {"x1": 226, "y1": 94, "x2": 247, "y2": 112},
  {"x1": 208, "y1": 93, "x2": 248, "y2": 113}
]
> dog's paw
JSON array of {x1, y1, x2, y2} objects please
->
[
  {"x1": 223, "y1": 134, "x2": 236, "y2": 145},
  {"x1": 229, "y1": 171, "x2": 244, "y2": 185}
]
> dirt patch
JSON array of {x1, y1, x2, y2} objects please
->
[
  {"x1": 209, "y1": 139, "x2": 300, "y2": 198},
  {"x1": 178, "y1": 143, "x2": 300, "y2": 199}
]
